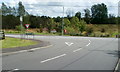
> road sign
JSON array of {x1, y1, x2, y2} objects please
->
[{"x1": 25, "y1": 24, "x2": 30, "y2": 29}]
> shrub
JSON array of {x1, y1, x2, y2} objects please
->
[
  {"x1": 86, "y1": 27, "x2": 93, "y2": 36},
  {"x1": 64, "y1": 27, "x2": 76, "y2": 34},
  {"x1": 78, "y1": 20, "x2": 87, "y2": 33},
  {"x1": 15, "y1": 25, "x2": 25, "y2": 32},
  {"x1": 101, "y1": 28, "x2": 106, "y2": 33}
]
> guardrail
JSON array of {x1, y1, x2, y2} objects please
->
[{"x1": 0, "y1": 31, "x2": 5, "y2": 40}]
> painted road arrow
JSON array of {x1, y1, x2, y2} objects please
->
[{"x1": 65, "y1": 42, "x2": 74, "y2": 46}]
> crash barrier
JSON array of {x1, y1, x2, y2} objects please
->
[{"x1": 0, "y1": 31, "x2": 5, "y2": 40}]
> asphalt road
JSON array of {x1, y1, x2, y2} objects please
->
[{"x1": 2, "y1": 35, "x2": 119, "y2": 71}]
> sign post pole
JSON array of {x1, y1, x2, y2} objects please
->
[
  {"x1": 20, "y1": 16, "x2": 23, "y2": 39},
  {"x1": 25, "y1": 24, "x2": 30, "y2": 39}
]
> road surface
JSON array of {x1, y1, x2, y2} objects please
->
[{"x1": 2, "y1": 35, "x2": 119, "y2": 71}]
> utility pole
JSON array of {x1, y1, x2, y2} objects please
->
[
  {"x1": 62, "y1": 6, "x2": 64, "y2": 36},
  {"x1": 20, "y1": 16, "x2": 23, "y2": 39},
  {"x1": 118, "y1": 1, "x2": 120, "y2": 17}
]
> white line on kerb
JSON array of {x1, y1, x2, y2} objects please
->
[
  {"x1": 40, "y1": 54, "x2": 66, "y2": 63},
  {"x1": 73, "y1": 48, "x2": 82, "y2": 52}
]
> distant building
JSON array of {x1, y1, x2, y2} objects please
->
[{"x1": 118, "y1": 1, "x2": 120, "y2": 17}]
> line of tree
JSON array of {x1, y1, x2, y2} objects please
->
[{"x1": 1, "y1": 2, "x2": 120, "y2": 33}]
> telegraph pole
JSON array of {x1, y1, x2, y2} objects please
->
[
  {"x1": 62, "y1": 6, "x2": 64, "y2": 36},
  {"x1": 20, "y1": 16, "x2": 23, "y2": 39}
]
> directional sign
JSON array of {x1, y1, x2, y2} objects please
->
[
  {"x1": 65, "y1": 42, "x2": 74, "y2": 46},
  {"x1": 25, "y1": 24, "x2": 30, "y2": 29}
]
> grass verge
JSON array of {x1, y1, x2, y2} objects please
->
[{"x1": 1, "y1": 37, "x2": 38, "y2": 48}]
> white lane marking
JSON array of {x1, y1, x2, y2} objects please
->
[
  {"x1": 65, "y1": 42, "x2": 74, "y2": 46},
  {"x1": 86, "y1": 43, "x2": 90, "y2": 46},
  {"x1": 73, "y1": 48, "x2": 82, "y2": 52},
  {"x1": 13, "y1": 68, "x2": 19, "y2": 71},
  {"x1": 40, "y1": 54, "x2": 66, "y2": 63},
  {"x1": 89, "y1": 40, "x2": 91, "y2": 42}
]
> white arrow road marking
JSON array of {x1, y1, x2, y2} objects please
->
[
  {"x1": 73, "y1": 48, "x2": 82, "y2": 52},
  {"x1": 86, "y1": 39, "x2": 91, "y2": 46},
  {"x1": 65, "y1": 42, "x2": 74, "y2": 46},
  {"x1": 41, "y1": 54, "x2": 66, "y2": 63}
]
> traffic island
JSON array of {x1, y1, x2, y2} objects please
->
[{"x1": 2, "y1": 37, "x2": 51, "y2": 53}]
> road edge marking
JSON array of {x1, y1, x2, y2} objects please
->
[
  {"x1": 114, "y1": 58, "x2": 120, "y2": 72},
  {"x1": 0, "y1": 44, "x2": 53, "y2": 56}
]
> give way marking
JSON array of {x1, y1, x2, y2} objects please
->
[{"x1": 65, "y1": 42, "x2": 74, "y2": 46}]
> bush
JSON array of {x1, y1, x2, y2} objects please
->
[
  {"x1": 15, "y1": 25, "x2": 25, "y2": 31},
  {"x1": 64, "y1": 27, "x2": 76, "y2": 34},
  {"x1": 101, "y1": 28, "x2": 106, "y2": 33},
  {"x1": 86, "y1": 27, "x2": 93, "y2": 36},
  {"x1": 79, "y1": 20, "x2": 87, "y2": 33}
]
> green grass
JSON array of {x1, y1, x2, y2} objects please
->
[
  {"x1": 34, "y1": 32, "x2": 61, "y2": 36},
  {"x1": 1, "y1": 37, "x2": 38, "y2": 48}
]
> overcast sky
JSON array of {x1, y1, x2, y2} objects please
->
[{"x1": 0, "y1": 0, "x2": 119, "y2": 17}]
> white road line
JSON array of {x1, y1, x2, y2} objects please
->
[
  {"x1": 13, "y1": 68, "x2": 19, "y2": 71},
  {"x1": 65, "y1": 42, "x2": 74, "y2": 46},
  {"x1": 40, "y1": 54, "x2": 66, "y2": 63},
  {"x1": 86, "y1": 39, "x2": 91, "y2": 46},
  {"x1": 114, "y1": 59, "x2": 120, "y2": 72},
  {"x1": 86, "y1": 43, "x2": 90, "y2": 46},
  {"x1": 89, "y1": 40, "x2": 91, "y2": 42},
  {"x1": 73, "y1": 48, "x2": 82, "y2": 52}
]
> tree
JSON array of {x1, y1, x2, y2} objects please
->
[
  {"x1": 47, "y1": 18, "x2": 55, "y2": 33},
  {"x1": 108, "y1": 14, "x2": 116, "y2": 24},
  {"x1": 64, "y1": 18, "x2": 71, "y2": 27},
  {"x1": 18, "y1": 1, "x2": 25, "y2": 16},
  {"x1": 75, "y1": 12, "x2": 81, "y2": 21},
  {"x1": 1, "y1": 2, "x2": 8, "y2": 16},
  {"x1": 54, "y1": 16, "x2": 61, "y2": 23},
  {"x1": 78, "y1": 20, "x2": 87, "y2": 33},
  {"x1": 70, "y1": 17, "x2": 81, "y2": 33},
  {"x1": 70, "y1": 16, "x2": 79, "y2": 28},
  {"x1": 84, "y1": 9, "x2": 91, "y2": 24},
  {"x1": 66, "y1": 8, "x2": 74, "y2": 18},
  {"x1": 12, "y1": 7, "x2": 18, "y2": 16},
  {"x1": 91, "y1": 3, "x2": 108, "y2": 24}
]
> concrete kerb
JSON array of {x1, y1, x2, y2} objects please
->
[{"x1": 0, "y1": 44, "x2": 53, "y2": 56}]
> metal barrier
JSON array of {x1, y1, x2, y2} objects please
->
[{"x1": 0, "y1": 31, "x2": 5, "y2": 40}]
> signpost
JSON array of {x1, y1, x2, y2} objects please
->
[{"x1": 20, "y1": 16, "x2": 23, "y2": 39}]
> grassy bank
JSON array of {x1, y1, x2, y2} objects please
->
[
  {"x1": 3, "y1": 24, "x2": 119, "y2": 37},
  {"x1": 1, "y1": 37, "x2": 38, "y2": 48}
]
